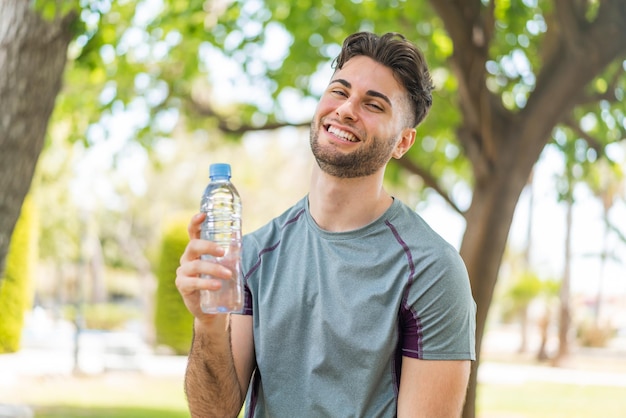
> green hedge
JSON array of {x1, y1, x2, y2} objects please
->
[
  {"x1": 0, "y1": 195, "x2": 37, "y2": 353},
  {"x1": 154, "y1": 217, "x2": 193, "y2": 355},
  {"x1": 64, "y1": 303, "x2": 142, "y2": 330}
]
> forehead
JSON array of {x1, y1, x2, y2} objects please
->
[{"x1": 331, "y1": 55, "x2": 407, "y2": 103}]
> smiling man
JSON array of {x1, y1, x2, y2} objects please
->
[{"x1": 176, "y1": 32, "x2": 476, "y2": 418}]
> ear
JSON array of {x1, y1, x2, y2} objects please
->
[{"x1": 392, "y1": 128, "x2": 416, "y2": 159}]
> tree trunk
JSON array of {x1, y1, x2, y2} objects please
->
[
  {"x1": 593, "y1": 205, "x2": 610, "y2": 326},
  {"x1": 89, "y1": 233, "x2": 107, "y2": 304},
  {"x1": 519, "y1": 172, "x2": 534, "y2": 355},
  {"x1": 518, "y1": 307, "x2": 528, "y2": 354},
  {"x1": 553, "y1": 195, "x2": 573, "y2": 366},
  {"x1": 0, "y1": 1, "x2": 75, "y2": 281},
  {"x1": 536, "y1": 305, "x2": 551, "y2": 361},
  {"x1": 460, "y1": 154, "x2": 531, "y2": 417},
  {"x1": 432, "y1": 3, "x2": 626, "y2": 417}
]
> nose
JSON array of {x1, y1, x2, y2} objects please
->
[{"x1": 335, "y1": 100, "x2": 357, "y2": 121}]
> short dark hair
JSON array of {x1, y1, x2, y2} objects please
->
[{"x1": 333, "y1": 32, "x2": 434, "y2": 128}]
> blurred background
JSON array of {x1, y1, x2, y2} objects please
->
[{"x1": 1, "y1": 1, "x2": 625, "y2": 417}]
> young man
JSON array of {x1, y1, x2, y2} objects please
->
[{"x1": 176, "y1": 32, "x2": 476, "y2": 417}]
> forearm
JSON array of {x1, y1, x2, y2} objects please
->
[{"x1": 185, "y1": 315, "x2": 244, "y2": 418}]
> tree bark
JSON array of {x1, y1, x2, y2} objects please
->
[
  {"x1": 0, "y1": 1, "x2": 75, "y2": 282},
  {"x1": 431, "y1": 2, "x2": 626, "y2": 417},
  {"x1": 460, "y1": 148, "x2": 530, "y2": 417}
]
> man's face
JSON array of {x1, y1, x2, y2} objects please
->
[{"x1": 310, "y1": 55, "x2": 414, "y2": 179}]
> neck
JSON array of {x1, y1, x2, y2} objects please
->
[{"x1": 308, "y1": 165, "x2": 393, "y2": 232}]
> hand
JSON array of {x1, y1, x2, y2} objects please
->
[{"x1": 175, "y1": 212, "x2": 233, "y2": 321}]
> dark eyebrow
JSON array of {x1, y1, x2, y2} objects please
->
[{"x1": 329, "y1": 78, "x2": 392, "y2": 108}]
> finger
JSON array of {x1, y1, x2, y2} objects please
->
[
  {"x1": 179, "y1": 239, "x2": 225, "y2": 264},
  {"x1": 188, "y1": 212, "x2": 206, "y2": 240},
  {"x1": 178, "y1": 257, "x2": 232, "y2": 280},
  {"x1": 175, "y1": 271, "x2": 224, "y2": 293}
]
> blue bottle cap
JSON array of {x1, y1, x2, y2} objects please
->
[{"x1": 209, "y1": 163, "x2": 231, "y2": 179}]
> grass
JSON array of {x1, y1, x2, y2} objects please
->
[
  {"x1": 478, "y1": 381, "x2": 626, "y2": 418},
  {"x1": 32, "y1": 406, "x2": 188, "y2": 418},
  {"x1": 2, "y1": 373, "x2": 190, "y2": 418},
  {"x1": 2, "y1": 366, "x2": 625, "y2": 417}
]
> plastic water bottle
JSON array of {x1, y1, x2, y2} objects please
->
[{"x1": 199, "y1": 163, "x2": 243, "y2": 314}]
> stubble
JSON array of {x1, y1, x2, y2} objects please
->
[{"x1": 309, "y1": 120, "x2": 399, "y2": 179}]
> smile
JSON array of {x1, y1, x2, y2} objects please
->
[{"x1": 327, "y1": 125, "x2": 359, "y2": 142}]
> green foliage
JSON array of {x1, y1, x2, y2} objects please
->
[
  {"x1": 46, "y1": 0, "x2": 625, "y2": 212},
  {"x1": 32, "y1": 0, "x2": 81, "y2": 22},
  {"x1": 502, "y1": 271, "x2": 559, "y2": 322},
  {"x1": 194, "y1": 0, "x2": 469, "y2": 193},
  {"x1": 501, "y1": 270, "x2": 540, "y2": 322},
  {"x1": 32, "y1": 137, "x2": 81, "y2": 263},
  {"x1": 154, "y1": 217, "x2": 193, "y2": 354},
  {"x1": 63, "y1": 303, "x2": 141, "y2": 330},
  {"x1": 24, "y1": 3, "x2": 625, "y2": 416},
  {"x1": 508, "y1": 271, "x2": 542, "y2": 305},
  {"x1": 40, "y1": 0, "x2": 625, "y2": 188},
  {"x1": 0, "y1": 195, "x2": 38, "y2": 353}
]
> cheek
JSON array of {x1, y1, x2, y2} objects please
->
[{"x1": 314, "y1": 96, "x2": 336, "y2": 116}]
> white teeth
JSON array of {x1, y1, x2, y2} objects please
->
[{"x1": 328, "y1": 126, "x2": 358, "y2": 142}]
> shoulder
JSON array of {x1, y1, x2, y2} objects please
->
[
  {"x1": 387, "y1": 199, "x2": 459, "y2": 253},
  {"x1": 387, "y1": 199, "x2": 469, "y2": 282},
  {"x1": 243, "y1": 197, "x2": 307, "y2": 250}
]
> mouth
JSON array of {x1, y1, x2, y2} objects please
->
[{"x1": 326, "y1": 124, "x2": 360, "y2": 143}]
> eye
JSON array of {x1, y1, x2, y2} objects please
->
[
  {"x1": 366, "y1": 102, "x2": 384, "y2": 112},
  {"x1": 331, "y1": 89, "x2": 348, "y2": 98}
]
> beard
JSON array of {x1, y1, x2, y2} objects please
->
[{"x1": 309, "y1": 119, "x2": 398, "y2": 179}]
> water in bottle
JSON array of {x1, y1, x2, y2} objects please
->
[{"x1": 199, "y1": 163, "x2": 243, "y2": 314}]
